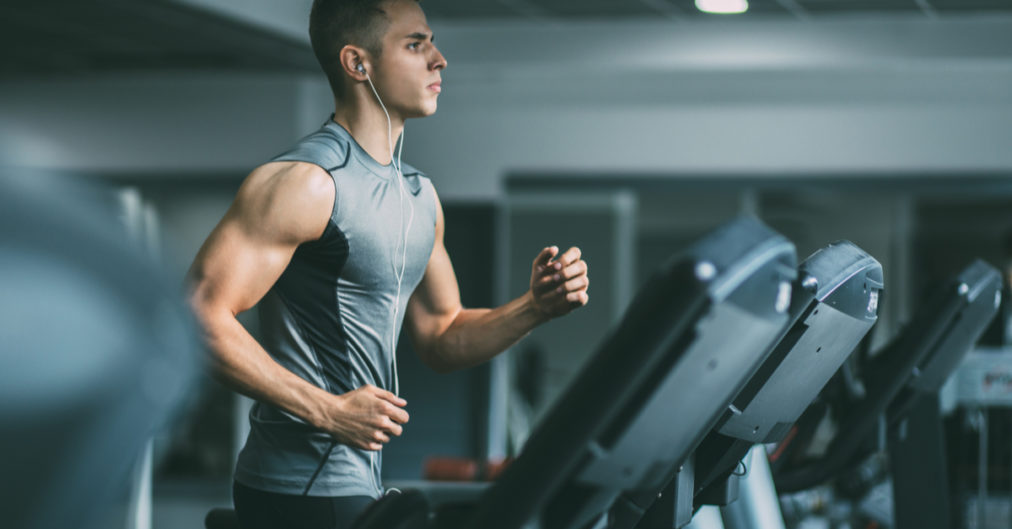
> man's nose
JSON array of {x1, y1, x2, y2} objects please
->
[{"x1": 431, "y1": 46, "x2": 447, "y2": 71}]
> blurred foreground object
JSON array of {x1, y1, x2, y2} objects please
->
[{"x1": 0, "y1": 173, "x2": 200, "y2": 529}]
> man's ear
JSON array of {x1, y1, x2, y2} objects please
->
[{"x1": 340, "y1": 45, "x2": 370, "y2": 80}]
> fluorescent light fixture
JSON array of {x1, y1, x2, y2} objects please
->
[{"x1": 695, "y1": 0, "x2": 749, "y2": 14}]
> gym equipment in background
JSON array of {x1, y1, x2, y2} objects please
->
[
  {"x1": 630, "y1": 240, "x2": 882, "y2": 529},
  {"x1": 773, "y1": 260, "x2": 1002, "y2": 529},
  {"x1": 0, "y1": 175, "x2": 200, "y2": 529}
]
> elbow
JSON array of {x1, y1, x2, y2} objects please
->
[
  {"x1": 185, "y1": 285, "x2": 213, "y2": 328},
  {"x1": 412, "y1": 313, "x2": 467, "y2": 374},
  {"x1": 186, "y1": 285, "x2": 230, "y2": 338},
  {"x1": 187, "y1": 302, "x2": 218, "y2": 346},
  {"x1": 186, "y1": 299, "x2": 230, "y2": 367},
  {"x1": 416, "y1": 343, "x2": 458, "y2": 374}
]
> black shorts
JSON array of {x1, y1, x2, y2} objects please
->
[{"x1": 233, "y1": 481, "x2": 374, "y2": 529}]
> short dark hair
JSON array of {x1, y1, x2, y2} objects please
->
[{"x1": 309, "y1": 0, "x2": 419, "y2": 100}]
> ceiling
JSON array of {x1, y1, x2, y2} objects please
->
[
  {"x1": 423, "y1": 0, "x2": 1012, "y2": 20},
  {"x1": 3, "y1": 0, "x2": 1012, "y2": 75},
  {"x1": 0, "y1": 0, "x2": 316, "y2": 75}
]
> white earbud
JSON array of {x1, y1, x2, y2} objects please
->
[{"x1": 356, "y1": 63, "x2": 366, "y2": 74}]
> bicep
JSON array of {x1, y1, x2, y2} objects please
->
[
  {"x1": 187, "y1": 162, "x2": 334, "y2": 317},
  {"x1": 188, "y1": 213, "x2": 297, "y2": 316}
]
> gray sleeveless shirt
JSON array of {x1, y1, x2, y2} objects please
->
[{"x1": 234, "y1": 118, "x2": 437, "y2": 497}]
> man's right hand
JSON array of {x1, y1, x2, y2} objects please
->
[{"x1": 323, "y1": 385, "x2": 409, "y2": 451}]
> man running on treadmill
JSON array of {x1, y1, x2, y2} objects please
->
[{"x1": 186, "y1": 1, "x2": 590, "y2": 527}]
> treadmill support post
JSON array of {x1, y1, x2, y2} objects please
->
[
  {"x1": 720, "y1": 445, "x2": 785, "y2": 529},
  {"x1": 635, "y1": 456, "x2": 696, "y2": 529},
  {"x1": 887, "y1": 393, "x2": 951, "y2": 529}
]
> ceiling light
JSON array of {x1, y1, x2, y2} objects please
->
[{"x1": 696, "y1": 0, "x2": 749, "y2": 14}]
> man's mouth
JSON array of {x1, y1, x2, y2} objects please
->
[{"x1": 428, "y1": 82, "x2": 442, "y2": 93}]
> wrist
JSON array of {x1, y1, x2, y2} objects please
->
[
  {"x1": 305, "y1": 386, "x2": 340, "y2": 430},
  {"x1": 524, "y1": 289, "x2": 553, "y2": 325}
]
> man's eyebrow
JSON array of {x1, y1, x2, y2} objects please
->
[{"x1": 404, "y1": 31, "x2": 434, "y2": 41}]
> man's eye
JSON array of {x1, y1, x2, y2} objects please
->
[{"x1": 408, "y1": 42, "x2": 421, "y2": 50}]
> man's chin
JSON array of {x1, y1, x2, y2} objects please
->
[{"x1": 406, "y1": 105, "x2": 438, "y2": 119}]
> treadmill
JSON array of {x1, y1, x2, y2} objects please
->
[
  {"x1": 346, "y1": 217, "x2": 798, "y2": 529},
  {"x1": 772, "y1": 260, "x2": 1003, "y2": 529},
  {"x1": 627, "y1": 240, "x2": 883, "y2": 529}
]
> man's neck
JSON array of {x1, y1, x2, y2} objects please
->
[{"x1": 331, "y1": 95, "x2": 404, "y2": 167}]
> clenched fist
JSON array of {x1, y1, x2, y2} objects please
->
[
  {"x1": 321, "y1": 384, "x2": 409, "y2": 451},
  {"x1": 530, "y1": 245, "x2": 590, "y2": 319}
]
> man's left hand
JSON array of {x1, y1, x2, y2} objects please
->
[{"x1": 529, "y1": 245, "x2": 589, "y2": 319}]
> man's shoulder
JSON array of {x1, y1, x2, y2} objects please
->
[
  {"x1": 271, "y1": 126, "x2": 351, "y2": 172},
  {"x1": 247, "y1": 161, "x2": 333, "y2": 200},
  {"x1": 233, "y1": 161, "x2": 334, "y2": 243},
  {"x1": 239, "y1": 162, "x2": 332, "y2": 217}
]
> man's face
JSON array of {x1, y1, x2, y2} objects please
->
[{"x1": 372, "y1": 0, "x2": 446, "y2": 119}]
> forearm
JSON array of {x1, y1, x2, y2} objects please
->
[
  {"x1": 197, "y1": 309, "x2": 334, "y2": 428},
  {"x1": 426, "y1": 291, "x2": 549, "y2": 372}
]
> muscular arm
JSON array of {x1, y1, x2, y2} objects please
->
[
  {"x1": 186, "y1": 162, "x2": 407, "y2": 451},
  {"x1": 405, "y1": 191, "x2": 590, "y2": 373}
]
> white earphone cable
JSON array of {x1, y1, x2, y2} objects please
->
[
  {"x1": 364, "y1": 69, "x2": 414, "y2": 497},
  {"x1": 364, "y1": 71, "x2": 413, "y2": 399},
  {"x1": 306, "y1": 67, "x2": 417, "y2": 499}
]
